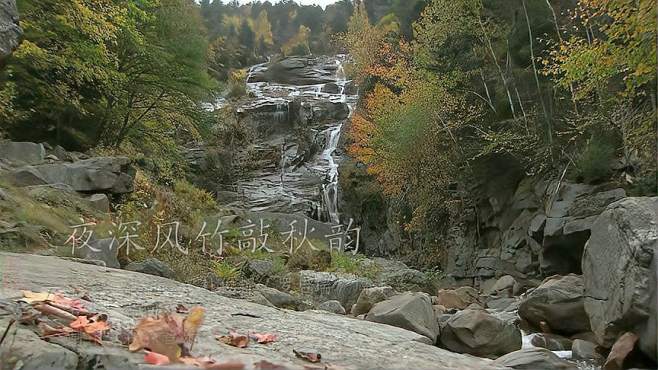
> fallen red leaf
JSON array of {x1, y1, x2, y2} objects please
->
[
  {"x1": 293, "y1": 349, "x2": 321, "y2": 363},
  {"x1": 217, "y1": 331, "x2": 249, "y2": 348},
  {"x1": 176, "y1": 304, "x2": 189, "y2": 314},
  {"x1": 249, "y1": 332, "x2": 278, "y2": 344},
  {"x1": 144, "y1": 351, "x2": 171, "y2": 365}
]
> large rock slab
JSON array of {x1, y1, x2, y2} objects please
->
[
  {"x1": 33, "y1": 157, "x2": 135, "y2": 194},
  {"x1": 518, "y1": 274, "x2": 590, "y2": 335},
  {"x1": 366, "y1": 292, "x2": 440, "y2": 344},
  {"x1": 439, "y1": 308, "x2": 522, "y2": 356},
  {"x1": 0, "y1": 252, "x2": 499, "y2": 370},
  {"x1": 582, "y1": 197, "x2": 658, "y2": 360},
  {"x1": 0, "y1": 141, "x2": 45, "y2": 165},
  {"x1": 0, "y1": 0, "x2": 21, "y2": 62}
]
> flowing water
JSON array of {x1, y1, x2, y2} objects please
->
[{"x1": 225, "y1": 55, "x2": 357, "y2": 222}]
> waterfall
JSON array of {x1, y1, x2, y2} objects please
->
[
  {"x1": 319, "y1": 58, "x2": 353, "y2": 223},
  {"x1": 321, "y1": 125, "x2": 342, "y2": 223},
  {"x1": 273, "y1": 102, "x2": 288, "y2": 123}
]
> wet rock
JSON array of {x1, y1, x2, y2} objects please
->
[
  {"x1": 572, "y1": 339, "x2": 604, "y2": 362},
  {"x1": 248, "y1": 56, "x2": 338, "y2": 85},
  {"x1": 529, "y1": 333, "x2": 573, "y2": 351},
  {"x1": 366, "y1": 292, "x2": 440, "y2": 344},
  {"x1": 0, "y1": 142, "x2": 45, "y2": 165},
  {"x1": 436, "y1": 286, "x2": 480, "y2": 310},
  {"x1": 518, "y1": 274, "x2": 589, "y2": 335},
  {"x1": 73, "y1": 238, "x2": 120, "y2": 269},
  {"x1": 0, "y1": 252, "x2": 499, "y2": 370},
  {"x1": 583, "y1": 197, "x2": 657, "y2": 361},
  {"x1": 439, "y1": 308, "x2": 522, "y2": 356},
  {"x1": 0, "y1": 318, "x2": 79, "y2": 370},
  {"x1": 492, "y1": 348, "x2": 578, "y2": 370},
  {"x1": 125, "y1": 258, "x2": 175, "y2": 279},
  {"x1": 321, "y1": 82, "x2": 341, "y2": 94},
  {"x1": 317, "y1": 300, "x2": 346, "y2": 315},
  {"x1": 0, "y1": 0, "x2": 21, "y2": 62},
  {"x1": 352, "y1": 286, "x2": 395, "y2": 316}
]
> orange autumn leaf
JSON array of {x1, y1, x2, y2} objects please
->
[
  {"x1": 217, "y1": 331, "x2": 249, "y2": 348},
  {"x1": 129, "y1": 316, "x2": 182, "y2": 362},
  {"x1": 184, "y1": 306, "x2": 205, "y2": 343},
  {"x1": 144, "y1": 351, "x2": 171, "y2": 365},
  {"x1": 293, "y1": 349, "x2": 321, "y2": 363},
  {"x1": 249, "y1": 332, "x2": 277, "y2": 344}
]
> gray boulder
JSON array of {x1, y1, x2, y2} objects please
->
[
  {"x1": 492, "y1": 348, "x2": 578, "y2": 370},
  {"x1": 73, "y1": 238, "x2": 120, "y2": 269},
  {"x1": 33, "y1": 157, "x2": 135, "y2": 194},
  {"x1": 0, "y1": 318, "x2": 79, "y2": 370},
  {"x1": 366, "y1": 292, "x2": 440, "y2": 344},
  {"x1": 436, "y1": 286, "x2": 480, "y2": 310},
  {"x1": 245, "y1": 259, "x2": 274, "y2": 283},
  {"x1": 439, "y1": 308, "x2": 521, "y2": 356},
  {"x1": 86, "y1": 193, "x2": 110, "y2": 213},
  {"x1": 582, "y1": 197, "x2": 657, "y2": 361},
  {"x1": 317, "y1": 300, "x2": 346, "y2": 315},
  {"x1": 352, "y1": 286, "x2": 395, "y2": 316},
  {"x1": 518, "y1": 274, "x2": 590, "y2": 335},
  {"x1": 125, "y1": 258, "x2": 175, "y2": 279},
  {"x1": 0, "y1": 142, "x2": 45, "y2": 165},
  {"x1": 299, "y1": 270, "x2": 372, "y2": 312},
  {"x1": 256, "y1": 284, "x2": 301, "y2": 310},
  {"x1": 0, "y1": 0, "x2": 21, "y2": 62},
  {"x1": 487, "y1": 275, "x2": 517, "y2": 297},
  {"x1": 528, "y1": 333, "x2": 572, "y2": 351},
  {"x1": 572, "y1": 339, "x2": 604, "y2": 362},
  {"x1": 4, "y1": 166, "x2": 47, "y2": 186}
]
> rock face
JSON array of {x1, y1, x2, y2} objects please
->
[
  {"x1": 366, "y1": 292, "x2": 440, "y2": 344},
  {"x1": 247, "y1": 56, "x2": 339, "y2": 85},
  {"x1": 0, "y1": 252, "x2": 498, "y2": 370},
  {"x1": 582, "y1": 197, "x2": 658, "y2": 360},
  {"x1": 492, "y1": 348, "x2": 578, "y2": 370},
  {"x1": 518, "y1": 274, "x2": 590, "y2": 335},
  {"x1": 439, "y1": 308, "x2": 522, "y2": 356},
  {"x1": 0, "y1": 0, "x2": 21, "y2": 62},
  {"x1": 442, "y1": 156, "x2": 627, "y2": 282},
  {"x1": 72, "y1": 238, "x2": 120, "y2": 268}
]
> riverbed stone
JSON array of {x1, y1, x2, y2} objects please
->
[
  {"x1": 439, "y1": 308, "x2": 521, "y2": 356},
  {"x1": 366, "y1": 292, "x2": 440, "y2": 344},
  {"x1": 492, "y1": 348, "x2": 578, "y2": 370}
]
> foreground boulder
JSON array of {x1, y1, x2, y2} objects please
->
[
  {"x1": 366, "y1": 292, "x2": 440, "y2": 344},
  {"x1": 0, "y1": 0, "x2": 21, "y2": 62},
  {"x1": 518, "y1": 274, "x2": 589, "y2": 335},
  {"x1": 492, "y1": 348, "x2": 578, "y2": 370},
  {"x1": 582, "y1": 197, "x2": 657, "y2": 361},
  {"x1": 0, "y1": 252, "x2": 498, "y2": 369},
  {"x1": 439, "y1": 308, "x2": 521, "y2": 356}
]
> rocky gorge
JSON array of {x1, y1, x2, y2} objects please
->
[{"x1": 0, "y1": 36, "x2": 656, "y2": 370}]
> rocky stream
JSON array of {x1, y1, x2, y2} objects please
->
[{"x1": 0, "y1": 51, "x2": 656, "y2": 370}]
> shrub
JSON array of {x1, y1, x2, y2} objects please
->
[{"x1": 576, "y1": 134, "x2": 617, "y2": 183}]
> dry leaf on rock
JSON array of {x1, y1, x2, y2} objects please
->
[
  {"x1": 293, "y1": 349, "x2": 321, "y2": 363},
  {"x1": 129, "y1": 315, "x2": 182, "y2": 362},
  {"x1": 176, "y1": 304, "x2": 189, "y2": 314},
  {"x1": 249, "y1": 333, "x2": 278, "y2": 344},
  {"x1": 144, "y1": 351, "x2": 171, "y2": 365},
  {"x1": 184, "y1": 306, "x2": 205, "y2": 343},
  {"x1": 217, "y1": 331, "x2": 249, "y2": 348},
  {"x1": 20, "y1": 291, "x2": 54, "y2": 304}
]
